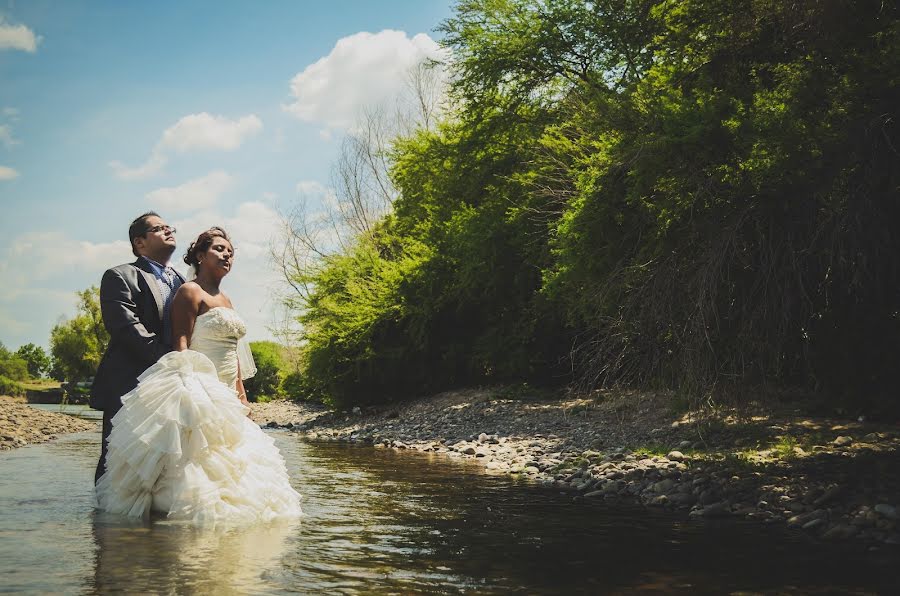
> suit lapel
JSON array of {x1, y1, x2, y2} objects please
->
[{"x1": 133, "y1": 259, "x2": 165, "y2": 323}]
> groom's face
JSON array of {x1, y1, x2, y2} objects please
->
[{"x1": 134, "y1": 215, "x2": 177, "y2": 259}]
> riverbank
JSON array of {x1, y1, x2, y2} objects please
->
[
  {"x1": 251, "y1": 387, "x2": 900, "y2": 548},
  {"x1": 0, "y1": 395, "x2": 97, "y2": 450}
]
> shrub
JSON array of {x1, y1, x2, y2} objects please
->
[
  {"x1": 244, "y1": 341, "x2": 286, "y2": 402},
  {"x1": 0, "y1": 375, "x2": 25, "y2": 397},
  {"x1": 0, "y1": 357, "x2": 29, "y2": 382}
]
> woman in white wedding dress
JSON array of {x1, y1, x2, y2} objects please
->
[{"x1": 96, "y1": 227, "x2": 302, "y2": 523}]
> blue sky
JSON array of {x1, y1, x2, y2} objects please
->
[{"x1": 0, "y1": 0, "x2": 454, "y2": 351}]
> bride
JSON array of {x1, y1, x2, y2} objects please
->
[{"x1": 96, "y1": 227, "x2": 302, "y2": 523}]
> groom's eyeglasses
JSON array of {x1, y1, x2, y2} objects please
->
[{"x1": 146, "y1": 225, "x2": 176, "y2": 235}]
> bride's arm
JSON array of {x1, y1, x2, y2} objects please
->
[
  {"x1": 170, "y1": 284, "x2": 202, "y2": 351},
  {"x1": 235, "y1": 362, "x2": 251, "y2": 409}
]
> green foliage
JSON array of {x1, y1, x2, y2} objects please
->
[
  {"x1": 15, "y1": 343, "x2": 50, "y2": 378},
  {"x1": 49, "y1": 286, "x2": 110, "y2": 382},
  {"x1": 280, "y1": 371, "x2": 325, "y2": 404},
  {"x1": 0, "y1": 355, "x2": 29, "y2": 382},
  {"x1": 282, "y1": 0, "x2": 900, "y2": 413},
  {"x1": 244, "y1": 341, "x2": 286, "y2": 402},
  {"x1": 0, "y1": 341, "x2": 29, "y2": 382},
  {"x1": 0, "y1": 375, "x2": 25, "y2": 398}
]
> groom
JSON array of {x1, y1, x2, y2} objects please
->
[{"x1": 90, "y1": 212, "x2": 185, "y2": 484}]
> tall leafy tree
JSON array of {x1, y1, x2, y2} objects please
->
[
  {"x1": 49, "y1": 287, "x2": 110, "y2": 382},
  {"x1": 15, "y1": 343, "x2": 50, "y2": 378}
]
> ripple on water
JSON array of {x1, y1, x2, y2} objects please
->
[{"x1": 0, "y1": 431, "x2": 897, "y2": 594}]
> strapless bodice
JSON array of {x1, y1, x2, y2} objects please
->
[{"x1": 188, "y1": 307, "x2": 247, "y2": 386}]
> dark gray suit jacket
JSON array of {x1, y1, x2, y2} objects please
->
[{"x1": 89, "y1": 258, "x2": 185, "y2": 412}]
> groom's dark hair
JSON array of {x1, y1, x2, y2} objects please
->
[{"x1": 129, "y1": 211, "x2": 161, "y2": 257}]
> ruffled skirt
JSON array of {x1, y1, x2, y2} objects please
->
[{"x1": 95, "y1": 350, "x2": 302, "y2": 523}]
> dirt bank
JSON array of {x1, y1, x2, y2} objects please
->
[{"x1": 0, "y1": 395, "x2": 98, "y2": 450}]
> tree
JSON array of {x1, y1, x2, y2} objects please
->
[
  {"x1": 49, "y1": 287, "x2": 110, "y2": 382},
  {"x1": 15, "y1": 343, "x2": 50, "y2": 378}
]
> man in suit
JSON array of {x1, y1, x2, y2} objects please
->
[{"x1": 90, "y1": 212, "x2": 185, "y2": 483}]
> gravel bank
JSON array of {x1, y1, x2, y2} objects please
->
[
  {"x1": 0, "y1": 395, "x2": 98, "y2": 450},
  {"x1": 252, "y1": 388, "x2": 900, "y2": 548}
]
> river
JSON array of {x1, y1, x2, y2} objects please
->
[{"x1": 0, "y1": 430, "x2": 895, "y2": 594}]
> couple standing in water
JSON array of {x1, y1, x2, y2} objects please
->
[{"x1": 90, "y1": 212, "x2": 302, "y2": 522}]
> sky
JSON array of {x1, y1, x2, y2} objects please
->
[{"x1": 0, "y1": 0, "x2": 454, "y2": 351}]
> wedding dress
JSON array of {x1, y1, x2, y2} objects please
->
[{"x1": 95, "y1": 307, "x2": 302, "y2": 523}]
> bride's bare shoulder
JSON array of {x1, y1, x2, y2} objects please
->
[{"x1": 173, "y1": 281, "x2": 205, "y2": 310}]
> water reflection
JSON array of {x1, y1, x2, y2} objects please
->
[
  {"x1": 90, "y1": 514, "x2": 298, "y2": 594},
  {"x1": 0, "y1": 432, "x2": 896, "y2": 594}
]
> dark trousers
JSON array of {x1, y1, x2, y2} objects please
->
[{"x1": 95, "y1": 407, "x2": 118, "y2": 484}]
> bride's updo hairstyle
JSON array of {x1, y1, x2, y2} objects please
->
[{"x1": 184, "y1": 226, "x2": 233, "y2": 268}]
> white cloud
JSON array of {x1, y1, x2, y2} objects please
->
[
  {"x1": 284, "y1": 29, "x2": 447, "y2": 131},
  {"x1": 110, "y1": 113, "x2": 262, "y2": 180},
  {"x1": 0, "y1": 19, "x2": 40, "y2": 52},
  {"x1": 109, "y1": 152, "x2": 168, "y2": 180},
  {"x1": 2, "y1": 107, "x2": 18, "y2": 118},
  {"x1": 145, "y1": 170, "x2": 234, "y2": 211},
  {"x1": 160, "y1": 113, "x2": 263, "y2": 153},
  {"x1": 0, "y1": 232, "x2": 132, "y2": 290},
  {"x1": 0, "y1": 165, "x2": 18, "y2": 180},
  {"x1": 295, "y1": 180, "x2": 329, "y2": 197},
  {"x1": 0, "y1": 124, "x2": 19, "y2": 148}
]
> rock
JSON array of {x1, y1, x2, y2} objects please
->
[
  {"x1": 478, "y1": 432, "x2": 489, "y2": 443},
  {"x1": 266, "y1": 421, "x2": 279, "y2": 428},
  {"x1": 801, "y1": 518, "x2": 827, "y2": 532},
  {"x1": 788, "y1": 502, "x2": 806, "y2": 514},
  {"x1": 649, "y1": 495, "x2": 669, "y2": 506},
  {"x1": 788, "y1": 509, "x2": 828, "y2": 528},
  {"x1": 461, "y1": 446, "x2": 477, "y2": 455},
  {"x1": 524, "y1": 466, "x2": 540, "y2": 475},
  {"x1": 699, "y1": 502, "x2": 731, "y2": 517},
  {"x1": 698, "y1": 490, "x2": 720, "y2": 505},
  {"x1": 666, "y1": 450, "x2": 686, "y2": 461},
  {"x1": 822, "y1": 524, "x2": 858, "y2": 540},
  {"x1": 584, "y1": 490, "x2": 604, "y2": 499},
  {"x1": 668, "y1": 493, "x2": 697, "y2": 507},
  {"x1": 874, "y1": 504, "x2": 899, "y2": 520},
  {"x1": 813, "y1": 486, "x2": 842, "y2": 507},
  {"x1": 652, "y1": 479, "x2": 676, "y2": 493},
  {"x1": 833, "y1": 436, "x2": 853, "y2": 447}
]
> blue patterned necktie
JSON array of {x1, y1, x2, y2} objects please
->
[{"x1": 160, "y1": 267, "x2": 178, "y2": 344}]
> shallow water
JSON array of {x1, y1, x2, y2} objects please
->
[
  {"x1": 27, "y1": 403, "x2": 103, "y2": 421},
  {"x1": 0, "y1": 431, "x2": 896, "y2": 594}
]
